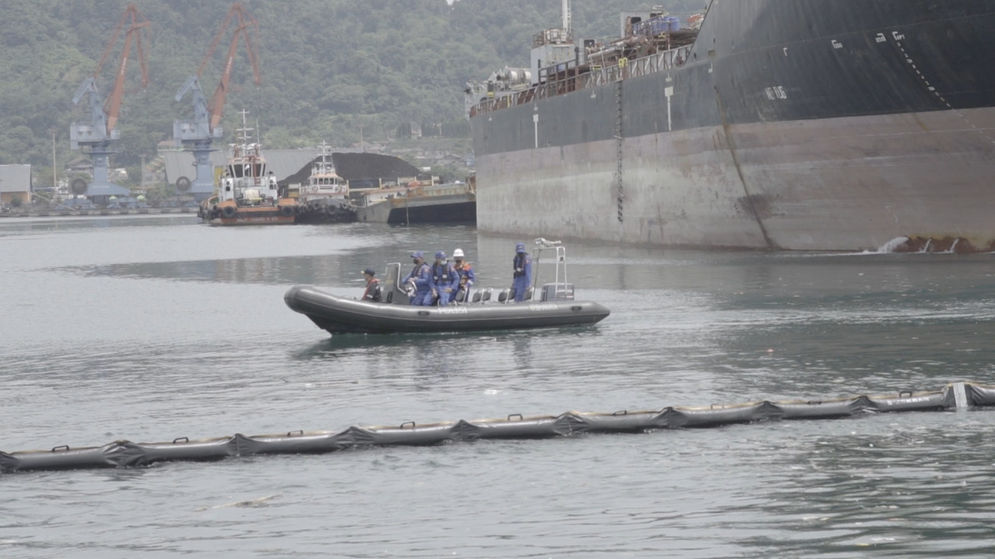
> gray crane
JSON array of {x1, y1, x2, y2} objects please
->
[
  {"x1": 173, "y1": 3, "x2": 261, "y2": 201},
  {"x1": 69, "y1": 4, "x2": 148, "y2": 201}
]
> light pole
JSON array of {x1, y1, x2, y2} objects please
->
[{"x1": 51, "y1": 128, "x2": 57, "y2": 191}]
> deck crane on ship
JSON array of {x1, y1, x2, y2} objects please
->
[
  {"x1": 69, "y1": 3, "x2": 148, "y2": 201},
  {"x1": 173, "y1": 2, "x2": 261, "y2": 201}
]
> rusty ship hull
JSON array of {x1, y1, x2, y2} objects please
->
[{"x1": 469, "y1": 0, "x2": 995, "y2": 252}]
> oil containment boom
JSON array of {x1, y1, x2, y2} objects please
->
[{"x1": 2, "y1": 382, "x2": 992, "y2": 473}]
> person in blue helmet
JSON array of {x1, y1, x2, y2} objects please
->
[
  {"x1": 511, "y1": 242, "x2": 532, "y2": 302},
  {"x1": 402, "y1": 250, "x2": 432, "y2": 305},
  {"x1": 429, "y1": 250, "x2": 460, "y2": 306}
]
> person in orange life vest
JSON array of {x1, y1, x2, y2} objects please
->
[
  {"x1": 430, "y1": 250, "x2": 460, "y2": 306},
  {"x1": 511, "y1": 242, "x2": 532, "y2": 302},
  {"x1": 361, "y1": 268, "x2": 382, "y2": 302},
  {"x1": 452, "y1": 248, "x2": 475, "y2": 302},
  {"x1": 402, "y1": 251, "x2": 432, "y2": 305}
]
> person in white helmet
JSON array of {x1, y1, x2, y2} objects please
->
[{"x1": 452, "y1": 248, "x2": 475, "y2": 302}]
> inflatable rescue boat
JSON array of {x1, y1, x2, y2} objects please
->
[{"x1": 285, "y1": 240, "x2": 610, "y2": 335}]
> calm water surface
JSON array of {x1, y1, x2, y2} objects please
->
[{"x1": 1, "y1": 215, "x2": 994, "y2": 558}]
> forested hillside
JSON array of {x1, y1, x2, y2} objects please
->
[{"x1": 0, "y1": 0, "x2": 705, "y2": 184}]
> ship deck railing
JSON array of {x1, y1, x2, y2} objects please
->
[{"x1": 470, "y1": 44, "x2": 693, "y2": 117}]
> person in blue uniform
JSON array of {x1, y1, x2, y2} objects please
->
[
  {"x1": 430, "y1": 250, "x2": 460, "y2": 306},
  {"x1": 402, "y1": 251, "x2": 432, "y2": 305},
  {"x1": 361, "y1": 268, "x2": 382, "y2": 302},
  {"x1": 452, "y1": 248, "x2": 475, "y2": 303},
  {"x1": 511, "y1": 242, "x2": 532, "y2": 302}
]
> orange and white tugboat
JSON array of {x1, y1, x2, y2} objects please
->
[{"x1": 200, "y1": 110, "x2": 297, "y2": 226}]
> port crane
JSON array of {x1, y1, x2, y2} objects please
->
[
  {"x1": 173, "y1": 2, "x2": 261, "y2": 200},
  {"x1": 69, "y1": 4, "x2": 149, "y2": 199}
]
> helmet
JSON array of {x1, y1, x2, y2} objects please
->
[
  {"x1": 453, "y1": 248, "x2": 465, "y2": 258},
  {"x1": 515, "y1": 242, "x2": 526, "y2": 253},
  {"x1": 435, "y1": 250, "x2": 446, "y2": 260}
]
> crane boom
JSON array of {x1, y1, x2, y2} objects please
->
[
  {"x1": 199, "y1": 3, "x2": 261, "y2": 133},
  {"x1": 68, "y1": 3, "x2": 147, "y2": 198},
  {"x1": 105, "y1": 16, "x2": 149, "y2": 134},
  {"x1": 82, "y1": 3, "x2": 149, "y2": 137}
]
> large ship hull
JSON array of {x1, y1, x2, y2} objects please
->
[{"x1": 470, "y1": 0, "x2": 995, "y2": 251}]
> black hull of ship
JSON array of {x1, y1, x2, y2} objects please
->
[
  {"x1": 385, "y1": 201, "x2": 476, "y2": 225},
  {"x1": 470, "y1": 0, "x2": 995, "y2": 251}
]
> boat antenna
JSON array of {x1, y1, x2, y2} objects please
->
[{"x1": 562, "y1": 0, "x2": 571, "y2": 38}]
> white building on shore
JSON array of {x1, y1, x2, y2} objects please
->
[{"x1": 0, "y1": 164, "x2": 31, "y2": 206}]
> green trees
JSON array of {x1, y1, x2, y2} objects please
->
[{"x1": 0, "y1": 0, "x2": 705, "y2": 176}]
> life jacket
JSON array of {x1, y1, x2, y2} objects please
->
[
  {"x1": 406, "y1": 263, "x2": 429, "y2": 291},
  {"x1": 408, "y1": 263, "x2": 426, "y2": 280},
  {"x1": 362, "y1": 278, "x2": 381, "y2": 301},
  {"x1": 455, "y1": 262, "x2": 472, "y2": 284},
  {"x1": 433, "y1": 262, "x2": 454, "y2": 282},
  {"x1": 513, "y1": 253, "x2": 528, "y2": 278}
]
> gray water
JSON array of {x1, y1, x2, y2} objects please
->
[{"x1": 2, "y1": 214, "x2": 994, "y2": 558}]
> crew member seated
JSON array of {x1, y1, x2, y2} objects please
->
[
  {"x1": 403, "y1": 251, "x2": 432, "y2": 305},
  {"x1": 452, "y1": 248, "x2": 475, "y2": 302},
  {"x1": 361, "y1": 268, "x2": 382, "y2": 302},
  {"x1": 430, "y1": 250, "x2": 459, "y2": 306}
]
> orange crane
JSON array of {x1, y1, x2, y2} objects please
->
[
  {"x1": 173, "y1": 2, "x2": 261, "y2": 199},
  {"x1": 70, "y1": 3, "x2": 149, "y2": 198}
]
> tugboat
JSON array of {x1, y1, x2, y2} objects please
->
[
  {"x1": 294, "y1": 141, "x2": 356, "y2": 224},
  {"x1": 199, "y1": 110, "x2": 298, "y2": 226},
  {"x1": 284, "y1": 238, "x2": 610, "y2": 335}
]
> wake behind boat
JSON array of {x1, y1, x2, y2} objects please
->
[{"x1": 285, "y1": 239, "x2": 610, "y2": 335}]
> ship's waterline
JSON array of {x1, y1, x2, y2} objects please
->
[{"x1": 477, "y1": 107, "x2": 995, "y2": 251}]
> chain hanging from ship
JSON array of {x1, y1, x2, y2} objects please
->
[{"x1": 614, "y1": 76, "x2": 624, "y2": 224}]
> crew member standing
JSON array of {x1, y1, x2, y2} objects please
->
[
  {"x1": 430, "y1": 250, "x2": 460, "y2": 306},
  {"x1": 361, "y1": 268, "x2": 382, "y2": 302},
  {"x1": 403, "y1": 251, "x2": 432, "y2": 305},
  {"x1": 511, "y1": 242, "x2": 532, "y2": 302},
  {"x1": 452, "y1": 248, "x2": 475, "y2": 303}
]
